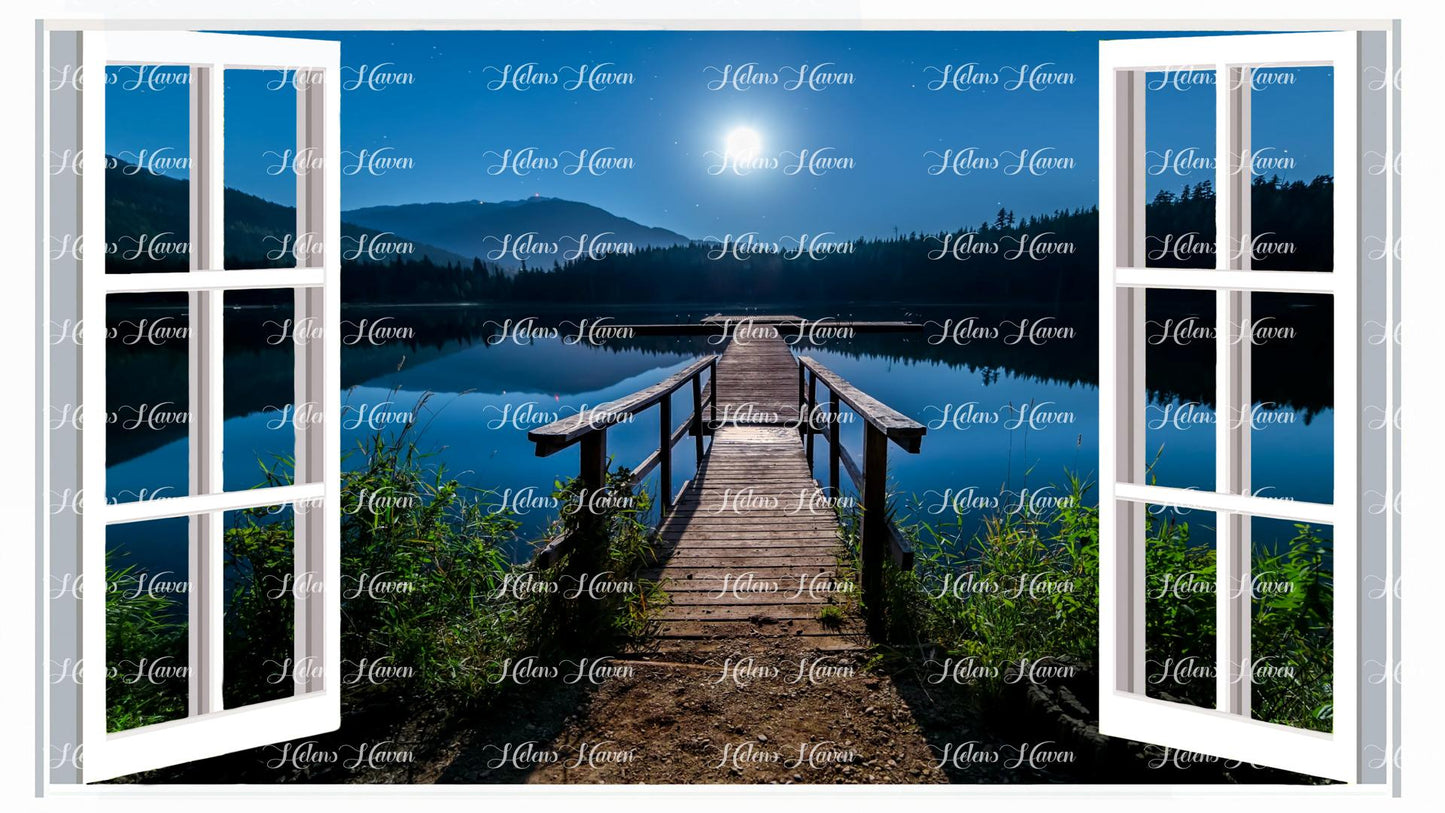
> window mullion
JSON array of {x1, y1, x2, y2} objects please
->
[
  {"x1": 105, "y1": 267, "x2": 326, "y2": 294},
  {"x1": 1214, "y1": 64, "x2": 1255, "y2": 718},
  {"x1": 1230, "y1": 62, "x2": 1256, "y2": 720},
  {"x1": 292, "y1": 68, "x2": 329, "y2": 696},
  {"x1": 77, "y1": 28, "x2": 109, "y2": 774},
  {"x1": 1105, "y1": 67, "x2": 1148, "y2": 697},
  {"x1": 1356, "y1": 29, "x2": 1396, "y2": 787},
  {"x1": 187, "y1": 63, "x2": 226, "y2": 715},
  {"x1": 1116, "y1": 484, "x2": 1333, "y2": 525},
  {"x1": 1114, "y1": 266, "x2": 1335, "y2": 293},
  {"x1": 102, "y1": 483, "x2": 326, "y2": 525}
]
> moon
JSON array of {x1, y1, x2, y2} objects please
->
[{"x1": 724, "y1": 126, "x2": 762, "y2": 163}]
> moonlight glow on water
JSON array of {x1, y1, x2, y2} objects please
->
[{"x1": 102, "y1": 305, "x2": 1334, "y2": 575}]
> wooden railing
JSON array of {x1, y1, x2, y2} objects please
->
[
  {"x1": 796, "y1": 355, "x2": 926, "y2": 631},
  {"x1": 527, "y1": 355, "x2": 718, "y2": 567}
]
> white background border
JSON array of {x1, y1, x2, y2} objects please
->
[{"x1": 3, "y1": 1, "x2": 1439, "y2": 811}]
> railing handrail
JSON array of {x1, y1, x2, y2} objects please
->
[
  {"x1": 528, "y1": 355, "x2": 718, "y2": 456},
  {"x1": 794, "y1": 353, "x2": 925, "y2": 626},
  {"x1": 527, "y1": 354, "x2": 718, "y2": 567},
  {"x1": 795, "y1": 355, "x2": 925, "y2": 453}
]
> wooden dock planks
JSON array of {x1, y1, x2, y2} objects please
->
[
  {"x1": 642, "y1": 424, "x2": 864, "y2": 653},
  {"x1": 712, "y1": 332, "x2": 803, "y2": 427},
  {"x1": 525, "y1": 318, "x2": 922, "y2": 656}
]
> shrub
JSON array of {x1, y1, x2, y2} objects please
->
[
  {"x1": 104, "y1": 556, "x2": 187, "y2": 732},
  {"x1": 108, "y1": 393, "x2": 664, "y2": 726},
  {"x1": 851, "y1": 470, "x2": 1332, "y2": 731}
]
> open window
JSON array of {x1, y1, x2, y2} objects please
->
[
  {"x1": 1099, "y1": 32, "x2": 1396, "y2": 782},
  {"x1": 45, "y1": 31, "x2": 341, "y2": 782}
]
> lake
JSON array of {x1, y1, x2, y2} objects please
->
[{"x1": 102, "y1": 301, "x2": 1335, "y2": 575}]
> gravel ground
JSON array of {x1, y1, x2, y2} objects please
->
[{"x1": 127, "y1": 644, "x2": 1322, "y2": 785}]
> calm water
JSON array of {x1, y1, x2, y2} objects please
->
[{"x1": 103, "y1": 302, "x2": 1335, "y2": 572}]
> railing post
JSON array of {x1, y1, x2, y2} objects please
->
[
  {"x1": 862, "y1": 423, "x2": 888, "y2": 634},
  {"x1": 578, "y1": 429, "x2": 607, "y2": 550},
  {"x1": 797, "y1": 362, "x2": 806, "y2": 437},
  {"x1": 659, "y1": 394, "x2": 672, "y2": 513},
  {"x1": 709, "y1": 360, "x2": 718, "y2": 428},
  {"x1": 691, "y1": 372, "x2": 705, "y2": 461},
  {"x1": 562, "y1": 429, "x2": 608, "y2": 640},
  {"x1": 580, "y1": 431, "x2": 607, "y2": 494},
  {"x1": 805, "y1": 370, "x2": 817, "y2": 468},
  {"x1": 828, "y1": 389, "x2": 840, "y2": 496}
]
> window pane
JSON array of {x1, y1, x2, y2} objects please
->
[
  {"x1": 223, "y1": 503, "x2": 302, "y2": 708},
  {"x1": 1144, "y1": 68, "x2": 1215, "y2": 270},
  {"x1": 1246, "y1": 66, "x2": 1333, "y2": 272},
  {"x1": 1248, "y1": 516, "x2": 1333, "y2": 733},
  {"x1": 103, "y1": 65, "x2": 191, "y2": 275},
  {"x1": 223, "y1": 69, "x2": 301, "y2": 270},
  {"x1": 224, "y1": 293, "x2": 301, "y2": 489},
  {"x1": 105, "y1": 293, "x2": 190, "y2": 504},
  {"x1": 1142, "y1": 289, "x2": 1215, "y2": 491},
  {"x1": 1247, "y1": 293, "x2": 1334, "y2": 504},
  {"x1": 1144, "y1": 504, "x2": 1217, "y2": 710},
  {"x1": 105, "y1": 517, "x2": 190, "y2": 732}
]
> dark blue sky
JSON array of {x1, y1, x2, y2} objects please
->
[{"x1": 106, "y1": 30, "x2": 1333, "y2": 242}]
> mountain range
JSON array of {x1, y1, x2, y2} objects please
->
[
  {"x1": 104, "y1": 157, "x2": 691, "y2": 273},
  {"x1": 341, "y1": 197, "x2": 690, "y2": 270}
]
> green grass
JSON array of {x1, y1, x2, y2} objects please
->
[
  {"x1": 105, "y1": 408, "x2": 1331, "y2": 738},
  {"x1": 843, "y1": 471, "x2": 1333, "y2": 733},
  {"x1": 104, "y1": 558, "x2": 187, "y2": 732},
  {"x1": 818, "y1": 604, "x2": 846, "y2": 627},
  {"x1": 106, "y1": 393, "x2": 666, "y2": 730}
]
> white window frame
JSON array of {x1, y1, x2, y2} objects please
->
[
  {"x1": 1099, "y1": 31, "x2": 1395, "y2": 783},
  {"x1": 46, "y1": 30, "x2": 341, "y2": 783}
]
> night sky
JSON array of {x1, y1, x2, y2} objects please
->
[{"x1": 105, "y1": 29, "x2": 1334, "y2": 242}]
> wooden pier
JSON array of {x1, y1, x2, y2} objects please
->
[
  {"x1": 646, "y1": 425, "x2": 858, "y2": 650},
  {"x1": 528, "y1": 320, "x2": 925, "y2": 653}
]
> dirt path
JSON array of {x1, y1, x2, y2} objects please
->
[
  {"x1": 132, "y1": 639, "x2": 1322, "y2": 785},
  {"x1": 130, "y1": 567, "x2": 1322, "y2": 785},
  {"x1": 425, "y1": 640, "x2": 954, "y2": 784}
]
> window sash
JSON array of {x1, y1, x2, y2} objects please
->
[
  {"x1": 1098, "y1": 30, "x2": 1371, "y2": 783},
  {"x1": 70, "y1": 30, "x2": 341, "y2": 783}
]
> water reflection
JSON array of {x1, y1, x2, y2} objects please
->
[{"x1": 104, "y1": 302, "x2": 1333, "y2": 563}]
